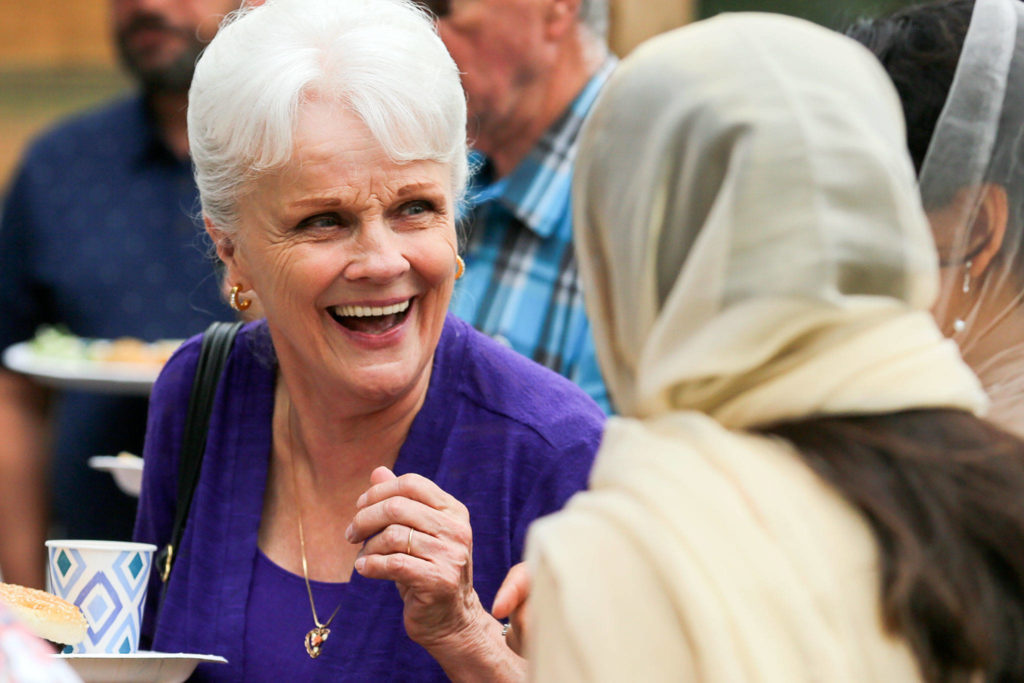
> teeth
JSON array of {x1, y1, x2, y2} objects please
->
[{"x1": 333, "y1": 300, "x2": 410, "y2": 318}]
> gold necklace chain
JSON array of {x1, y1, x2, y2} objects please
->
[{"x1": 284, "y1": 397, "x2": 344, "y2": 659}]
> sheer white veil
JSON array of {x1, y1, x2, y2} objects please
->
[{"x1": 922, "y1": 0, "x2": 1024, "y2": 435}]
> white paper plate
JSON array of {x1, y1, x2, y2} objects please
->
[
  {"x1": 88, "y1": 455, "x2": 144, "y2": 497},
  {"x1": 54, "y1": 651, "x2": 227, "y2": 683},
  {"x1": 2, "y1": 342, "x2": 164, "y2": 395}
]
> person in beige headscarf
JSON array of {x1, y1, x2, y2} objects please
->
[{"x1": 524, "y1": 12, "x2": 1024, "y2": 682}]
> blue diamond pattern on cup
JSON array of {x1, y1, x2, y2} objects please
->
[
  {"x1": 87, "y1": 593, "x2": 110, "y2": 623},
  {"x1": 77, "y1": 573, "x2": 124, "y2": 643},
  {"x1": 128, "y1": 553, "x2": 144, "y2": 580},
  {"x1": 57, "y1": 550, "x2": 72, "y2": 576},
  {"x1": 112, "y1": 551, "x2": 149, "y2": 597},
  {"x1": 46, "y1": 542, "x2": 155, "y2": 654},
  {"x1": 108, "y1": 610, "x2": 142, "y2": 655},
  {"x1": 48, "y1": 548, "x2": 86, "y2": 597}
]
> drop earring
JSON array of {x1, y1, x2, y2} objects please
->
[{"x1": 953, "y1": 260, "x2": 972, "y2": 333}]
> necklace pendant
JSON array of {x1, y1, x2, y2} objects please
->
[{"x1": 305, "y1": 626, "x2": 330, "y2": 659}]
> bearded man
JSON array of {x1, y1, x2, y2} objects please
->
[{"x1": 0, "y1": 0, "x2": 241, "y2": 588}]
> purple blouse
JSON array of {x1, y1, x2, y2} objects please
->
[{"x1": 133, "y1": 315, "x2": 604, "y2": 681}]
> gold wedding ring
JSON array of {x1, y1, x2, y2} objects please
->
[{"x1": 406, "y1": 527, "x2": 414, "y2": 556}]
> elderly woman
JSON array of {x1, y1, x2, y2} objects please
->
[
  {"x1": 847, "y1": 0, "x2": 1024, "y2": 437},
  {"x1": 131, "y1": 0, "x2": 604, "y2": 679},
  {"x1": 525, "y1": 13, "x2": 1024, "y2": 682}
]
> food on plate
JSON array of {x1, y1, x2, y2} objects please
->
[
  {"x1": 28, "y1": 325, "x2": 181, "y2": 368},
  {"x1": 26, "y1": 325, "x2": 85, "y2": 360},
  {"x1": 90, "y1": 337, "x2": 181, "y2": 365},
  {"x1": 0, "y1": 582, "x2": 88, "y2": 646}
]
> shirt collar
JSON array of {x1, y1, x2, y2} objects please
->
[
  {"x1": 126, "y1": 93, "x2": 190, "y2": 170},
  {"x1": 466, "y1": 57, "x2": 618, "y2": 239}
]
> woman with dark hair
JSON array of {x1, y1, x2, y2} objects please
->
[
  {"x1": 847, "y1": 0, "x2": 1024, "y2": 436},
  {"x1": 524, "y1": 11, "x2": 1024, "y2": 682}
]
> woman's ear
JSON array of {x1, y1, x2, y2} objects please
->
[
  {"x1": 205, "y1": 215, "x2": 249, "y2": 289},
  {"x1": 969, "y1": 183, "x2": 1009, "y2": 279},
  {"x1": 205, "y1": 215, "x2": 236, "y2": 269}
]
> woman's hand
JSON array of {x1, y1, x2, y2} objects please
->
[
  {"x1": 347, "y1": 466, "x2": 479, "y2": 643},
  {"x1": 492, "y1": 562, "x2": 530, "y2": 656},
  {"x1": 347, "y1": 466, "x2": 524, "y2": 681}
]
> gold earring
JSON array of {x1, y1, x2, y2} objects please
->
[
  {"x1": 455, "y1": 255, "x2": 465, "y2": 280},
  {"x1": 229, "y1": 284, "x2": 252, "y2": 312}
]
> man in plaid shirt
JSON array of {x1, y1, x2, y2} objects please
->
[{"x1": 431, "y1": 0, "x2": 616, "y2": 413}]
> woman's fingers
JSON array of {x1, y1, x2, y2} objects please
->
[
  {"x1": 346, "y1": 493, "x2": 468, "y2": 545},
  {"x1": 346, "y1": 467, "x2": 472, "y2": 586},
  {"x1": 354, "y1": 522, "x2": 471, "y2": 596},
  {"x1": 492, "y1": 562, "x2": 530, "y2": 619},
  {"x1": 504, "y1": 614, "x2": 526, "y2": 656},
  {"x1": 369, "y1": 464, "x2": 397, "y2": 487},
  {"x1": 492, "y1": 562, "x2": 530, "y2": 655},
  {"x1": 356, "y1": 467, "x2": 456, "y2": 511},
  {"x1": 354, "y1": 544, "x2": 459, "y2": 590},
  {"x1": 346, "y1": 470, "x2": 469, "y2": 545},
  {"x1": 358, "y1": 523, "x2": 439, "y2": 559},
  {"x1": 345, "y1": 469, "x2": 483, "y2": 647}
]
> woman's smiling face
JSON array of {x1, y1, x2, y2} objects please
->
[{"x1": 216, "y1": 101, "x2": 458, "y2": 408}]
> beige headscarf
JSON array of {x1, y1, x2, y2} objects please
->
[
  {"x1": 528, "y1": 12, "x2": 987, "y2": 682},
  {"x1": 572, "y1": 13, "x2": 986, "y2": 426}
]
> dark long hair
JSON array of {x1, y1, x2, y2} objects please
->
[
  {"x1": 844, "y1": 0, "x2": 973, "y2": 177},
  {"x1": 846, "y1": 0, "x2": 1024, "y2": 227},
  {"x1": 757, "y1": 409, "x2": 1024, "y2": 682}
]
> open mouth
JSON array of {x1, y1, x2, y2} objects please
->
[{"x1": 329, "y1": 298, "x2": 413, "y2": 335}]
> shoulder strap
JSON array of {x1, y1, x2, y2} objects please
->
[{"x1": 158, "y1": 320, "x2": 244, "y2": 587}]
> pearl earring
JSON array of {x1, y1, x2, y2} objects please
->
[{"x1": 953, "y1": 260, "x2": 972, "y2": 333}]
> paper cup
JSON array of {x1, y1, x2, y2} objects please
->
[{"x1": 45, "y1": 540, "x2": 156, "y2": 654}]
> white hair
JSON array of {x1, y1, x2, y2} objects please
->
[{"x1": 188, "y1": 0, "x2": 469, "y2": 234}]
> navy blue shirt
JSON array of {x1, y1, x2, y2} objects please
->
[{"x1": 0, "y1": 94, "x2": 233, "y2": 539}]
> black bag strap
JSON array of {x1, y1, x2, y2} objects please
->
[{"x1": 157, "y1": 320, "x2": 243, "y2": 588}]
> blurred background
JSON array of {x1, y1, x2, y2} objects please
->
[{"x1": 0, "y1": 0, "x2": 915, "y2": 189}]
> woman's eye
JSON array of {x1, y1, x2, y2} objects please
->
[
  {"x1": 399, "y1": 200, "x2": 436, "y2": 218},
  {"x1": 297, "y1": 213, "x2": 344, "y2": 230}
]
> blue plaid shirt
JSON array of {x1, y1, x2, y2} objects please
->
[{"x1": 450, "y1": 59, "x2": 617, "y2": 414}]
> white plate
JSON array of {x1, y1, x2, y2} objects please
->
[
  {"x1": 88, "y1": 455, "x2": 144, "y2": 497},
  {"x1": 54, "y1": 652, "x2": 227, "y2": 683},
  {"x1": 2, "y1": 342, "x2": 165, "y2": 395}
]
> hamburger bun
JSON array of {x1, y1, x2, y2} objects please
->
[{"x1": 0, "y1": 582, "x2": 88, "y2": 646}]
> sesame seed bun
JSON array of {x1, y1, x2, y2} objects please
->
[{"x1": 0, "y1": 582, "x2": 88, "y2": 646}]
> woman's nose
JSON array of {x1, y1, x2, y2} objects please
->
[{"x1": 344, "y1": 222, "x2": 410, "y2": 282}]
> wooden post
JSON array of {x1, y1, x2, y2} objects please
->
[
  {"x1": 609, "y1": 0, "x2": 696, "y2": 56},
  {"x1": 0, "y1": 0, "x2": 112, "y2": 68}
]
